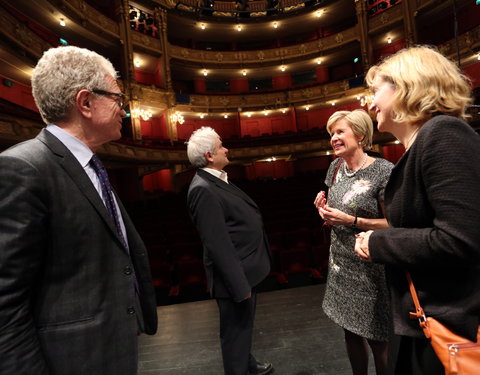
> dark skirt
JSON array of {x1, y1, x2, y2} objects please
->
[{"x1": 387, "y1": 335, "x2": 444, "y2": 375}]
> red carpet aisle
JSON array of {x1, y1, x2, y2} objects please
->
[{"x1": 138, "y1": 284, "x2": 376, "y2": 374}]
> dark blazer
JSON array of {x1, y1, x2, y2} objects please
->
[
  {"x1": 370, "y1": 115, "x2": 480, "y2": 341},
  {"x1": 187, "y1": 169, "x2": 271, "y2": 302},
  {"x1": 0, "y1": 129, "x2": 157, "y2": 375}
]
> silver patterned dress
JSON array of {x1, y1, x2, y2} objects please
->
[{"x1": 322, "y1": 157, "x2": 393, "y2": 341}]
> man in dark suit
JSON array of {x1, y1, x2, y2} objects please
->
[
  {"x1": 186, "y1": 127, "x2": 274, "y2": 375},
  {"x1": 0, "y1": 46, "x2": 158, "y2": 374}
]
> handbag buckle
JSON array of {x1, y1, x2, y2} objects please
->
[
  {"x1": 409, "y1": 308, "x2": 427, "y2": 325},
  {"x1": 448, "y1": 344, "x2": 459, "y2": 355}
]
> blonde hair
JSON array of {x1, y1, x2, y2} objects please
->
[
  {"x1": 365, "y1": 46, "x2": 472, "y2": 124},
  {"x1": 326, "y1": 109, "x2": 373, "y2": 150}
]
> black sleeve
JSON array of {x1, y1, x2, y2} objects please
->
[
  {"x1": 370, "y1": 118, "x2": 480, "y2": 268},
  {"x1": 187, "y1": 183, "x2": 250, "y2": 301},
  {"x1": 0, "y1": 155, "x2": 50, "y2": 374}
]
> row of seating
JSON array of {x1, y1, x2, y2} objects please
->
[{"x1": 129, "y1": 171, "x2": 330, "y2": 305}]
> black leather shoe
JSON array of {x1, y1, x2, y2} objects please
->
[{"x1": 249, "y1": 361, "x2": 274, "y2": 375}]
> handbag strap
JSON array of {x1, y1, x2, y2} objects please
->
[
  {"x1": 321, "y1": 159, "x2": 344, "y2": 229},
  {"x1": 406, "y1": 272, "x2": 429, "y2": 331},
  {"x1": 331, "y1": 158, "x2": 344, "y2": 185}
]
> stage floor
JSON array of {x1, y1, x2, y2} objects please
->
[{"x1": 139, "y1": 284, "x2": 375, "y2": 375}]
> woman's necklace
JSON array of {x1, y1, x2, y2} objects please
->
[
  {"x1": 343, "y1": 153, "x2": 368, "y2": 178},
  {"x1": 404, "y1": 126, "x2": 421, "y2": 150}
]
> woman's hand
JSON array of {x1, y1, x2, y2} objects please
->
[
  {"x1": 314, "y1": 191, "x2": 327, "y2": 219},
  {"x1": 319, "y1": 204, "x2": 354, "y2": 226},
  {"x1": 355, "y1": 231, "x2": 373, "y2": 261}
]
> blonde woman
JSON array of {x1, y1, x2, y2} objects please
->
[
  {"x1": 314, "y1": 109, "x2": 393, "y2": 375},
  {"x1": 355, "y1": 46, "x2": 480, "y2": 374}
]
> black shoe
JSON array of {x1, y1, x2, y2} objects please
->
[{"x1": 249, "y1": 361, "x2": 274, "y2": 375}]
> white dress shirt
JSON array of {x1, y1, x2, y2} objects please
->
[
  {"x1": 202, "y1": 167, "x2": 229, "y2": 183},
  {"x1": 45, "y1": 124, "x2": 129, "y2": 245}
]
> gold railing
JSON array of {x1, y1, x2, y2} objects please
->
[
  {"x1": 169, "y1": 25, "x2": 358, "y2": 64},
  {"x1": 53, "y1": 0, "x2": 119, "y2": 39},
  {"x1": 0, "y1": 11, "x2": 52, "y2": 60},
  {"x1": 185, "y1": 80, "x2": 363, "y2": 111},
  {"x1": 131, "y1": 31, "x2": 163, "y2": 53},
  {"x1": 156, "y1": 0, "x2": 308, "y2": 15}
]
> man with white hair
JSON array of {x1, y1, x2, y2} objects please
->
[
  {"x1": 187, "y1": 127, "x2": 274, "y2": 375},
  {"x1": 0, "y1": 46, "x2": 157, "y2": 374}
]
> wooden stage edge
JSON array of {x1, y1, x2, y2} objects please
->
[{"x1": 139, "y1": 284, "x2": 376, "y2": 375}]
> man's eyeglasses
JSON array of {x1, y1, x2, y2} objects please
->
[{"x1": 91, "y1": 89, "x2": 128, "y2": 110}]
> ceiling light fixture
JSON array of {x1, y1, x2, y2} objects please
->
[
  {"x1": 200, "y1": 23, "x2": 206, "y2": 30},
  {"x1": 316, "y1": 9, "x2": 324, "y2": 18},
  {"x1": 273, "y1": 22, "x2": 278, "y2": 29},
  {"x1": 202, "y1": 69, "x2": 208, "y2": 76},
  {"x1": 305, "y1": 106, "x2": 310, "y2": 111},
  {"x1": 224, "y1": 114, "x2": 228, "y2": 119},
  {"x1": 134, "y1": 60, "x2": 141, "y2": 68},
  {"x1": 236, "y1": 24, "x2": 242, "y2": 32},
  {"x1": 199, "y1": 113, "x2": 205, "y2": 119},
  {"x1": 132, "y1": 108, "x2": 153, "y2": 121},
  {"x1": 170, "y1": 111, "x2": 184, "y2": 124},
  {"x1": 387, "y1": 37, "x2": 392, "y2": 44},
  {"x1": 242, "y1": 69, "x2": 247, "y2": 76},
  {"x1": 316, "y1": 58, "x2": 322, "y2": 65},
  {"x1": 59, "y1": 18, "x2": 66, "y2": 27},
  {"x1": 358, "y1": 95, "x2": 374, "y2": 107},
  {"x1": 280, "y1": 65, "x2": 286, "y2": 72}
]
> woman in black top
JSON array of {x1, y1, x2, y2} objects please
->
[{"x1": 355, "y1": 46, "x2": 480, "y2": 375}]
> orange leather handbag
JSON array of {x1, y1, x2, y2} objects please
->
[{"x1": 407, "y1": 272, "x2": 480, "y2": 375}]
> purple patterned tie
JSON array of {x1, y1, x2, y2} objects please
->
[
  {"x1": 90, "y1": 154, "x2": 139, "y2": 293},
  {"x1": 89, "y1": 154, "x2": 129, "y2": 251}
]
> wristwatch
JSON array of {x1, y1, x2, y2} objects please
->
[{"x1": 351, "y1": 215, "x2": 358, "y2": 229}]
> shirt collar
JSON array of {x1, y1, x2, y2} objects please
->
[
  {"x1": 202, "y1": 167, "x2": 228, "y2": 183},
  {"x1": 45, "y1": 124, "x2": 93, "y2": 167}
]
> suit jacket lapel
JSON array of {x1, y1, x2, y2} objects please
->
[
  {"x1": 197, "y1": 169, "x2": 259, "y2": 209},
  {"x1": 37, "y1": 129, "x2": 125, "y2": 247}
]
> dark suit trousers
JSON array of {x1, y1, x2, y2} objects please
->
[{"x1": 216, "y1": 292, "x2": 257, "y2": 375}]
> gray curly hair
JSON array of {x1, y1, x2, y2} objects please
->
[
  {"x1": 186, "y1": 127, "x2": 220, "y2": 168},
  {"x1": 31, "y1": 46, "x2": 118, "y2": 125}
]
